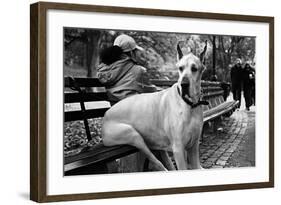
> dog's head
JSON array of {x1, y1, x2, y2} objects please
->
[{"x1": 176, "y1": 41, "x2": 207, "y2": 101}]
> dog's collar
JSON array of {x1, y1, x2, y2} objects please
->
[{"x1": 177, "y1": 86, "x2": 209, "y2": 108}]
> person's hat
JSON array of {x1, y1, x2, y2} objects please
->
[{"x1": 113, "y1": 34, "x2": 144, "y2": 52}]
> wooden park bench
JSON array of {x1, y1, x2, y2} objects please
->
[{"x1": 64, "y1": 77, "x2": 239, "y2": 176}]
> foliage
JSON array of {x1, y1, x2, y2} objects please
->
[
  {"x1": 64, "y1": 118, "x2": 103, "y2": 157},
  {"x1": 64, "y1": 28, "x2": 256, "y2": 82}
]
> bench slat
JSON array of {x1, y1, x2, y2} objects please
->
[
  {"x1": 204, "y1": 101, "x2": 234, "y2": 117},
  {"x1": 203, "y1": 90, "x2": 224, "y2": 99},
  {"x1": 64, "y1": 77, "x2": 223, "y2": 88},
  {"x1": 202, "y1": 87, "x2": 223, "y2": 92},
  {"x1": 64, "y1": 108, "x2": 108, "y2": 122},
  {"x1": 150, "y1": 79, "x2": 176, "y2": 87},
  {"x1": 150, "y1": 79, "x2": 222, "y2": 88},
  {"x1": 65, "y1": 77, "x2": 104, "y2": 87},
  {"x1": 204, "y1": 101, "x2": 239, "y2": 122},
  {"x1": 65, "y1": 92, "x2": 108, "y2": 103},
  {"x1": 65, "y1": 145, "x2": 138, "y2": 172},
  {"x1": 65, "y1": 144, "x2": 130, "y2": 164}
]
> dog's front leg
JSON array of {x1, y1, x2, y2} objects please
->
[
  {"x1": 159, "y1": 151, "x2": 176, "y2": 171},
  {"x1": 173, "y1": 144, "x2": 188, "y2": 170},
  {"x1": 186, "y1": 139, "x2": 203, "y2": 169}
]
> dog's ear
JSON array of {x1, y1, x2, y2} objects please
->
[
  {"x1": 177, "y1": 43, "x2": 183, "y2": 60},
  {"x1": 200, "y1": 40, "x2": 208, "y2": 64}
]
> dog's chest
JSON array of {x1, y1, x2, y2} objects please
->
[{"x1": 179, "y1": 109, "x2": 203, "y2": 147}]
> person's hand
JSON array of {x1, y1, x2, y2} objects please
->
[
  {"x1": 141, "y1": 84, "x2": 158, "y2": 93},
  {"x1": 249, "y1": 74, "x2": 254, "y2": 79},
  {"x1": 149, "y1": 84, "x2": 158, "y2": 92}
]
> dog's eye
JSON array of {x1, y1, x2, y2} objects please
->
[
  {"x1": 191, "y1": 65, "x2": 198, "y2": 72},
  {"x1": 179, "y1": 66, "x2": 184, "y2": 72}
]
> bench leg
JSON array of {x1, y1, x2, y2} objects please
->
[
  {"x1": 212, "y1": 120, "x2": 217, "y2": 133},
  {"x1": 106, "y1": 160, "x2": 119, "y2": 173},
  {"x1": 212, "y1": 117, "x2": 223, "y2": 134},
  {"x1": 200, "y1": 124, "x2": 207, "y2": 144},
  {"x1": 118, "y1": 152, "x2": 146, "y2": 173},
  {"x1": 143, "y1": 158, "x2": 150, "y2": 171}
]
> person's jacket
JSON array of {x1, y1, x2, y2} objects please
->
[
  {"x1": 230, "y1": 64, "x2": 243, "y2": 88},
  {"x1": 242, "y1": 65, "x2": 255, "y2": 89},
  {"x1": 97, "y1": 54, "x2": 147, "y2": 103}
]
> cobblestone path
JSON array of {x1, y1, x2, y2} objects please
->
[{"x1": 200, "y1": 109, "x2": 255, "y2": 169}]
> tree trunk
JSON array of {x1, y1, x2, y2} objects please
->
[
  {"x1": 85, "y1": 30, "x2": 101, "y2": 78},
  {"x1": 83, "y1": 44, "x2": 87, "y2": 69},
  {"x1": 212, "y1": 36, "x2": 217, "y2": 81}
]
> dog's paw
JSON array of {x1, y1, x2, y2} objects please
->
[{"x1": 198, "y1": 166, "x2": 204, "y2": 170}]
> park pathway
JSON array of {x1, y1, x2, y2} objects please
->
[{"x1": 200, "y1": 107, "x2": 255, "y2": 169}]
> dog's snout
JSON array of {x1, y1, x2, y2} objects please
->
[{"x1": 182, "y1": 76, "x2": 190, "y2": 84}]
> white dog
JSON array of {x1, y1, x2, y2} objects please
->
[{"x1": 102, "y1": 42, "x2": 208, "y2": 171}]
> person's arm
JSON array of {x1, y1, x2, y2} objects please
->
[
  {"x1": 136, "y1": 65, "x2": 158, "y2": 93},
  {"x1": 141, "y1": 84, "x2": 159, "y2": 93}
]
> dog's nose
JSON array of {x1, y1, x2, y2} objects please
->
[{"x1": 182, "y1": 76, "x2": 190, "y2": 84}]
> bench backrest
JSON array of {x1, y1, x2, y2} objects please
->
[
  {"x1": 64, "y1": 77, "x2": 108, "y2": 122},
  {"x1": 150, "y1": 79, "x2": 226, "y2": 112},
  {"x1": 64, "y1": 77, "x2": 232, "y2": 175},
  {"x1": 64, "y1": 77, "x2": 229, "y2": 141}
]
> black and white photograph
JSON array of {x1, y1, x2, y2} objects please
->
[
  {"x1": 28, "y1": 2, "x2": 274, "y2": 202},
  {"x1": 63, "y1": 28, "x2": 256, "y2": 176}
]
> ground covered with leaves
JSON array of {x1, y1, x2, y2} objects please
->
[{"x1": 64, "y1": 118, "x2": 103, "y2": 157}]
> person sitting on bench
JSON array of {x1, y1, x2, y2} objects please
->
[{"x1": 97, "y1": 34, "x2": 156, "y2": 105}]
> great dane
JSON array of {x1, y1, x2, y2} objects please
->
[{"x1": 102, "y1": 42, "x2": 208, "y2": 171}]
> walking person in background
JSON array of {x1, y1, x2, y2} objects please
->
[
  {"x1": 230, "y1": 58, "x2": 243, "y2": 108},
  {"x1": 242, "y1": 62, "x2": 255, "y2": 111},
  {"x1": 250, "y1": 67, "x2": 256, "y2": 106},
  {"x1": 97, "y1": 34, "x2": 156, "y2": 105}
]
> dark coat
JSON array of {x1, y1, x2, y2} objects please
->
[
  {"x1": 97, "y1": 54, "x2": 147, "y2": 103},
  {"x1": 242, "y1": 65, "x2": 255, "y2": 90},
  {"x1": 230, "y1": 64, "x2": 243, "y2": 88}
]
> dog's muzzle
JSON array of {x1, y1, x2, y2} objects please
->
[
  {"x1": 180, "y1": 78, "x2": 191, "y2": 98},
  {"x1": 177, "y1": 82, "x2": 209, "y2": 108}
]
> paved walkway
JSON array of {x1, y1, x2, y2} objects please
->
[{"x1": 200, "y1": 108, "x2": 255, "y2": 169}]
